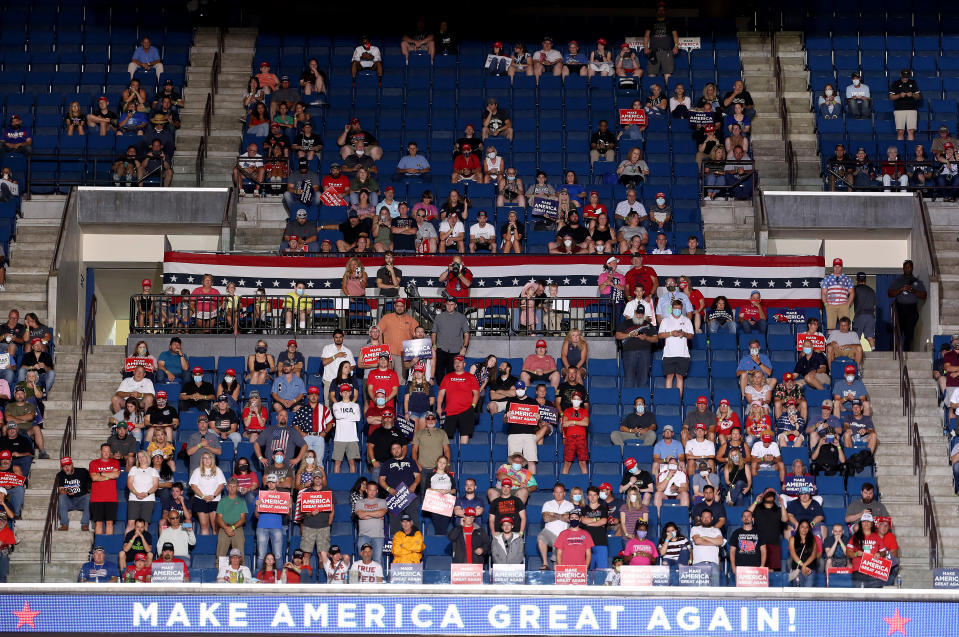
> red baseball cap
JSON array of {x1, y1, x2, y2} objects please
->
[
  {"x1": 381, "y1": 409, "x2": 395, "y2": 419},
  {"x1": 307, "y1": 386, "x2": 320, "y2": 395},
  {"x1": 761, "y1": 432, "x2": 773, "y2": 443},
  {"x1": 385, "y1": 185, "x2": 394, "y2": 192},
  {"x1": 413, "y1": 363, "x2": 426, "y2": 373},
  {"x1": 494, "y1": 41, "x2": 503, "y2": 48},
  {"x1": 225, "y1": 368, "x2": 236, "y2": 376},
  {"x1": 287, "y1": 339, "x2": 297, "y2": 347},
  {"x1": 704, "y1": 123, "x2": 715, "y2": 132},
  {"x1": 695, "y1": 422, "x2": 707, "y2": 430},
  {"x1": 339, "y1": 383, "x2": 352, "y2": 393},
  {"x1": 572, "y1": 391, "x2": 583, "y2": 399},
  {"x1": 500, "y1": 516, "x2": 514, "y2": 525},
  {"x1": 719, "y1": 398, "x2": 730, "y2": 406},
  {"x1": 156, "y1": 390, "x2": 167, "y2": 399},
  {"x1": 191, "y1": 366, "x2": 203, "y2": 374},
  {"x1": 462, "y1": 143, "x2": 471, "y2": 151},
  {"x1": 782, "y1": 372, "x2": 793, "y2": 381},
  {"x1": 621, "y1": 42, "x2": 630, "y2": 48},
  {"x1": 569, "y1": 40, "x2": 578, "y2": 46},
  {"x1": 656, "y1": 192, "x2": 666, "y2": 199},
  {"x1": 141, "y1": 279, "x2": 151, "y2": 287},
  {"x1": 454, "y1": 354, "x2": 465, "y2": 361},
  {"x1": 0, "y1": 450, "x2": 10, "y2": 460},
  {"x1": 60, "y1": 456, "x2": 73, "y2": 467},
  {"x1": 259, "y1": 61, "x2": 270, "y2": 67},
  {"x1": 501, "y1": 478, "x2": 513, "y2": 487},
  {"x1": 464, "y1": 507, "x2": 477, "y2": 516},
  {"x1": 946, "y1": 142, "x2": 955, "y2": 150},
  {"x1": 135, "y1": 553, "x2": 147, "y2": 561},
  {"x1": 624, "y1": 457, "x2": 637, "y2": 469},
  {"x1": 30, "y1": 337, "x2": 41, "y2": 345},
  {"x1": 833, "y1": 258, "x2": 843, "y2": 266},
  {"x1": 598, "y1": 38, "x2": 607, "y2": 45},
  {"x1": 696, "y1": 396, "x2": 708, "y2": 404},
  {"x1": 349, "y1": 117, "x2": 360, "y2": 124},
  {"x1": 844, "y1": 364, "x2": 857, "y2": 374},
  {"x1": 599, "y1": 482, "x2": 613, "y2": 491},
  {"x1": 535, "y1": 339, "x2": 547, "y2": 349}
]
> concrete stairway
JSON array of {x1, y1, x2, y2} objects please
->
[
  {"x1": 865, "y1": 350, "x2": 959, "y2": 587},
  {"x1": 928, "y1": 204, "x2": 959, "y2": 337},
  {"x1": 738, "y1": 33, "x2": 789, "y2": 191},
  {"x1": 700, "y1": 200, "x2": 757, "y2": 254},
  {"x1": 3, "y1": 196, "x2": 63, "y2": 323},
  {"x1": 173, "y1": 27, "x2": 257, "y2": 188},
  {"x1": 8, "y1": 344, "x2": 127, "y2": 582},
  {"x1": 778, "y1": 33, "x2": 821, "y2": 191},
  {"x1": 235, "y1": 198, "x2": 288, "y2": 252}
]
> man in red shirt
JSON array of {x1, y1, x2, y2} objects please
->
[
  {"x1": 437, "y1": 355, "x2": 480, "y2": 444},
  {"x1": 365, "y1": 353, "x2": 399, "y2": 429},
  {"x1": 438, "y1": 256, "x2": 473, "y2": 299},
  {"x1": 624, "y1": 253, "x2": 659, "y2": 300},
  {"x1": 520, "y1": 339, "x2": 560, "y2": 389},
  {"x1": 554, "y1": 509, "x2": 594, "y2": 566},
  {"x1": 152, "y1": 541, "x2": 190, "y2": 582},
  {"x1": 452, "y1": 144, "x2": 482, "y2": 182},
  {"x1": 89, "y1": 442, "x2": 121, "y2": 535},
  {"x1": 561, "y1": 391, "x2": 590, "y2": 475},
  {"x1": 321, "y1": 163, "x2": 350, "y2": 198},
  {"x1": 123, "y1": 552, "x2": 152, "y2": 582}
]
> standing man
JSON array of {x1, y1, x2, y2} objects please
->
[
  {"x1": 89, "y1": 443, "x2": 121, "y2": 536},
  {"x1": 553, "y1": 509, "x2": 593, "y2": 567},
  {"x1": 658, "y1": 299, "x2": 694, "y2": 396},
  {"x1": 887, "y1": 260, "x2": 926, "y2": 351},
  {"x1": 214, "y1": 477, "x2": 247, "y2": 559},
  {"x1": 437, "y1": 355, "x2": 480, "y2": 445},
  {"x1": 320, "y1": 329, "x2": 355, "y2": 403},
  {"x1": 820, "y1": 257, "x2": 854, "y2": 330},
  {"x1": 432, "y1": 297, "x2": 470, "y2": 381},
  {"x1": 889, "y1": 68, "x2": 920, "y2": 141},
  {"x1": 378, "y1": 442, "x2": 422, "y2": 534},
  {"x1": 377, "y1": 298, "x2": 419, "y2": 375},
  {"x1": 852, "y1": 272, "x2": 877, "y2": 350},
  {"x1": 376, "y1": 251, "x2": 403, "y2": 298},
  {"x1": 729, "y1": 509, "x2": 765, "y2": 581},
  {"x1": 295, "y1": 473, "x2": 335, "y2": 568},
  {"x1": 438, "y1": 256, "x2": 473, "y2": 300},
  {"x1": 447, "y1": 507, "x2": 491, "y2": 564},
  {"x1": 615, "y1": 305, "x2": 658, "y2": 389},
  {"x1": 643, "y1": 2, "x2": 680, "y2": 84}
]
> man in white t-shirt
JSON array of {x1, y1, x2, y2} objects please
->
[
  {"x1": 439, "y1": 216, "x2": 466, "y2": 253},
  {"x1": 658, "y1": 299, "x2": 694, "y2": 396},
  {"x1": 537, "y1": 483, "x2": 574, "y2": 568},
  {"x1": 654, "y1": 455, "x2": 689, "y2": 511},
  {"x1": 533, "y1": 37, "x2": 563, "y2": 78},
  {"x1": 750, "y1": 430, "x2": 785, "y2": 481},
  {"x1": 614, "y1": 188, "x2": 647, "y2": 222},
  {"x1": 349, "y1": 543, "x2": 384, "y2": 582},
  {"x1": 691, "y1": 510, "x2": 724, "y2": 586},
  {"x1": 323, "y1": 544, "x2": 351, "y2": 583},
  {"x1": 320, "y1": 330, "x2": 356, "y2": 404},
  {"x1": 469, "y1": 211, "x2": 497, "y2": 254},
  {"x1": 351, "y1": 37, "x2": 383, "y2": 80},
  {"x1": 331, "y1": 383, "x2": 361, "y2": 473},
  {"x1": 684, "y1": 422, "x2": 716, "y2": 475},
  {"x1": 112, "y1": 365, "x2": 155, "y2": 414}
]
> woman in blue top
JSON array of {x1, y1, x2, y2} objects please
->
[
  {"x1": 563, "y1": 41, "x2": 588, "y2": 78},
  {"x1": 404, "y1": 364, "x2": 434, "y2": 431},
  {"x1": 723, "y1": 102, "x2": 751, "y2": 136}
]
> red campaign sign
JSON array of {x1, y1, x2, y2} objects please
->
[
  {"x1": 360, "y1": 344, "x2": 391, "y2": 367},
  {"x1": 858, "y1": 553, "x2": 892, "y2": 581},
  {"x1": 619, "y1": 108, "x2": 648, "y2": 126},
  {"x1": 796, "y1": 333, "x2": 826, "y2": 352},
  {"x1": 124, "y1": 357, "x2": 156, "y2": 373},
  {"x1": 504, "y1": 402, "x2": 540, "y2": 426},
  {"x1": 0, "y1": 471, "x2": 26, "y2": 489},
  {"x1": 320, "y1": 189, "x2": 346, "y2": 206},
  {"x1": 421, "y1": 490, "x2": 456, "y2": 517},
  {"x1": 450, "y1": 563, "x2": 484, "y2": 585},
  {"x1": 554, "y1": 564, "x2": 588, "y2": 586},
  {"x1": 735, "y1": 566, "x2": 769, "y2": 587},
  {"x1": 256, "y1": 490, "x2": 292, "y2": 515},
  {"x1": 300, "y1": 490, "x2": 333, "y2": 514}
]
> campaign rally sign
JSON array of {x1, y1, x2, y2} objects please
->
[
  {"x1": 554, "y1": 564, "x2": 588, "y2": 586},
  {"x1": 124, "y1": 356, "x2": 156, "y2": 373},
  {"x1": 360, "y1": 344, "x2": 391, "y2": 367},
  {"x1": 389, "y1": 563, "x2": 423, "y2": 585},
  {"x1": 256, "y1": 490, "x2": 292, "y2": 515},
  {"x1": 620, "y1": 565, "x2": 670, "y2": 586},
  {"x1": 484, "y1": 54, "x2": 512, "y2": 70},
  {"x1": 451, "y1": 563, "x2": 484, "y2": 585},
  {"x1": 402, "y1": 338, "x2": 433, "y2": 362},
  {"x1": 320, "y1": 189, "x2": 346, "y2": 206},
  {"x1": 688, "y1": 111, "x2": 714, "y2": 126},
  {"x1": 421, "y1": 490, "x2": 456, "y2": 517},
  {"x1": 858, "y1": 553, "x2": 892, "y2": 581},
  {"x1": 531, "y1": 196, "x2": 559, "y2": 220},
  {"x1": 0, "y1": 471, "x2": 26, "y2": 489},
  {"x1": 934, "y1": 567, "x2": 959, "y2": 588},
  {"x1": 150, "y1": 561, "x2": 186, "y2": 583},
  {"x1": 536, "y1": 405, "x2": 560, "y2": 427},
  {"x1": 773, "y1": 309, "x2": 809, "y2": 324},
  {"x1": 782, "y1": 475, "x2": 816, "y2": 495},
  {"x1": 299, "y1": 490, "x2": 333, "y2": 514},
  {"x1": 678, "y1": 564, "x2": 713, "y2": 586},
  {"x1": 619, "y1": 109, "x2": 648, "y2": 127},
  {"x1": 677, "y1": 36, "x2": 701, "y2": 51},
  {"x1": 735, "y1": 566, "x2": 769, "y2": 588},
  {"x1": 796, "y1": 333, "x2": 826, "y2": 352},
  {"x1": 491, "y1": 563, "x2": 525, "y2": 585},
  {"x1": 386, "y1": 482, "x2": 418, "y2": 513},
  {"x1": 504, "y1": 402, "x2": 540, "y2": 426},
  {"x1": 395, "y1": 416, "x2": 415, "y2": 441}
]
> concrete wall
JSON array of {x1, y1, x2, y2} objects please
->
[
  {"x1": 75, "y1": 186, "x2": 230, "y2": 228},
  {"x1": 51, "y1": 195, "x2": 84, "y2": 345}
]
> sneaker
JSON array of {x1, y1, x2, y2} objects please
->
[
  {"x1": 0, "y1": 284, "x2": 5, "y2": 292},
  {"x1": 38, "y1": 450, "x2": 49, "y2": 459}
]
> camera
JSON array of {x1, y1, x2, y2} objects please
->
[{"x1": 450, "y1": 263, "x2": 460, "y2": 275}]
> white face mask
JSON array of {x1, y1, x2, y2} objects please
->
[
  {"x1": 853, "y1": 79, "x2": 861, "y2": 86},
  {"x1": 193, "y1": 375, "x2": 203, "y2": 383},
  {"x1": 629, "y1": 494, "x2": 638, "y2": 502},
  {"x1": 668, "y1": 463, "x2": 678, "y2": 471},
  {"x1": 571, "y1": 399, "x2": 582, "y2": 408},
  {"x1": 224, "y1": 376, "x2": 234, "y2": 384},
  {"x1": 355, "y1": 149, "x2": 364, "y2": 156},
  {"x1": 305, "y1": 457, "x2": 315, "y2": 465},
  {"x1": 803, "y1": 346, "x2": 813, "y2": 355},
  {"x1": 750, "y1": 347, "x2": 760, "y2": 355},
  {"x1": 635, "y1": 404, "x2": 645, "y2": 415},
  {"x1": 516, "y1": 388, "x2": 526, "y2": 398},
  {"x1": 599, "y1": 490, "x2": 609, "y2": 499},
  {"x1": 488, "y1": 151, "x2": 496, "y2": 158},
  {"x1": 846, "y1": 374, "x2": 856, "y2": 383},
  {"x1": 825, "y1": 88, "x2": 833, "y2": 97},
  {"x1": 564, "y1": 239, "x2": 572, "y2": 247},
  {"x1": 376, "y1": 397, "x2": 386, "y2": 407}
]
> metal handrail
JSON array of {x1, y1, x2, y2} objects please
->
[
  {"x1": 912, "y1": 421, "x2": 924, "y2": 500},
  {"x1": 211, "y1": 51, "x2": 221, "y2": 106},
  {"x1": 49, "y1": 186, "x2": 74, "y2": 277},
  {"x1": 195, "y1": 136, "x2": 208, "y2": 187},
  {"x1": 915, "y1": 191, "x2": 940, "y2": 283},
  {"x1": 922, "y1": 482, "x2": 941, "y2": 569},
  {"x1": 203, "y1": 93, "x2": 213, "y2": 139}
]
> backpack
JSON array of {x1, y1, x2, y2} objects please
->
[{"x1": 845, "y1": 449, "x2": 874, "y2": 477}]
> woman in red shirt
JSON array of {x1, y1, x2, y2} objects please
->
[
  {"x1": 714, "y1": 398, "x2": 742, "y2": 444},
  {"x1": 232, "y1": 458, "x2": 260, "y2": 512},
  {"x1": 242, "y1": 392, "x2": 268, "y2": 443},
  {"x1": 847, "y1": 512, "x2": 883, "y2": 588},
  {"x1": 256, "y1": 552, "x2": 280, "y2": 583},
  {"x1": 744, "y1": 401, "x2": 771, "y2": 446},
  {"x1": 190, "y1": 274, "x2": 220, "y2": 331}
]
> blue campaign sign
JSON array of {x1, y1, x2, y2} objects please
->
[{"x1": 2, "y1": 593, "x2": 957, "y2": 635}]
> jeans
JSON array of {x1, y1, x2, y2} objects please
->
[
  {"x1": 590, "y1": 545, "x2": 609, "y2": 571},
  {"x1": 0, "y1": 368, "x2": 14, "y2": 386},
  {"x1": 704, "y1": 173, "x2": 725, "y2": 197},
  {"x1": 303, "y1": 435, "x2": 325, "y2": 461},
  {"x1": 622, "y1": 348, "x2": 651, "y2": 389},
  {"x1": 739, "y1": 318, "x2": 767, "y2": 334},
  {"x1": 256, "y1": 525, "x2": 286, "y2": 568},
  {"x1": 847, "y1": 99, "x2": 871, "y2": 119},
  {"x1": 428, "y1": 512, "x2": 452, "y2": 535},
  {"x1": 58, "y1": 493, "x2": 90, "y2": 526},
  {"x1": 6, "y1": 485, "x2": 23, "y2": 517},
  {"x1": 936, "y1": 173, "x2": 959, "y2": 198},
  {"x1": 357, "y1": 534, "x2": 385, "y2": 560},
  {"x1": 727, "y1": 174, "x2": 754, "y2": 199},
  {"x1": 708, "y1": 319, "x2": 736, "y2": 334},
  {"x1": 792, "y1": 567, "x2": 816, "y2": 587},
  {"x1": 695, "y1": 561, "x2": 721, "y2": 586},
  {"x1": 17, "y1": 367, "x2": 55, "y2": 390},
  {"x1": 726, "y1": 480, "x2": 749, "y2": 506}
]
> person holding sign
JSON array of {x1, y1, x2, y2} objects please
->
[
  {"x1": 794, "y1": 337, "x2": 830, "y2": 391},
  {"x1": 152, "y1": 542, "x2": 190, "y2": 582},
  {"x1": 255, "y1": 474, "x2": 290, "y2": 569},
  {"x1": 875, "y1": 517, "x2": 900, "y2": 585},
  {"x1": 377, "y1": 298, "x2": 419, "y2": 375},
  {"x1": 379, "y1": 442, "x2": 422, "y2": 534},
  {"x1": 295, "y1": 473, "x2": 335, "y2": 567}
]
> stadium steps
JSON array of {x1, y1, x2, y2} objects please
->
[
  {"x1": 770, "y1": 33, "x2": 821, "y2": 191},
  {"x1": 173, "y1": 27, "x2": 257, "y2": 188},
  {"x1": 235, "y1": 199, "x2": 288, "y2": 252},
  {"x1": 700, "y1": 199, "x2": 756, "y2": 254},
  {"x1": 739, "y1": 32, "x2": 790, "y2": 191},
  {"x1": 2, "y1": 196, "x2": 62, "y2": 321},
  {"x1": 866, "y1": 351, "x2": 959, "y2": 587},
  {"x1": 928, "y1": 205, "x2": 959, "y2": 335}
]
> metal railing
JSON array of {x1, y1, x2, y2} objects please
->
[
  {"x1": 129, "y1": 293, "x2": 618, "y2": 337},
  {"x1": 39, "y1": 294, "x2": 96, "y2": 581},
  {"x1": 824, "y1": 159, "x2": 959, "y2": 194},
  {"x1": 49, "y1": 186, "x2": 74, "y2": 278},
  {"x1": 195, "y1": 136, "x2": 208, "y2": 187},
  {"x1": 922, "y1": 482, "x2": 941, "y2": 569},
  {"x1": 700, "y1": 159, "x2": 757, "y2": 200}
]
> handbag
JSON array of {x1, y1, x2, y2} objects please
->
[{"x1": 788, "y1": 542, "x2": 808, "y2": 582}]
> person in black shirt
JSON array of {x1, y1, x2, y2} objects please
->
[
  {"x1": 555, "y1": 367, "x2": 588, "y2": 412},
  {"x1": 86, "y1": 96, "x2": 118, "y2": 135},
  {"x1": 366, "y1": 416, "x2": 408, "y2": 469},
  {"x1": 435, "y1": 21, "x2": 457, "y2": 56},
  {"x1": 120, "y1": 517, "x2": 153, "y2": 570},
  {"x1": 112, "y1": 145, "x2": 140, "y2": 186},
  {"x1": 889, "y1": 69, "x2": 920, "y2": 141},
  {"x1": 582, "y1": 486, "x2": 609, "y2": 569},
  {"x1": 264, "y1": 123, "x2": 291, "y2": 158},
  {"x1": 620, "y1": 456, "x2": 654, "y2": 504},
  {"x1": 0, "y1": 423, "x2": 34, "y2": 470},
  {"x1": 144, "y1": 391, "x2": 179, "y2": 442},
  {"x1": 549, "y1": 210, "x2": 590, "y2": 254},
  {"x1": 293, "y1": 122, "x2": 321, "y2": 167},
  {"x1": 747, "y1": 487, "x2": 788, "y2": 571},
  {"x1": 481, "y1": 97, "x2": 512, "y2": 142},
  {"x1": 453, "y1": 124, "x2": 483, "y2": 158},
  {"x1": 328, "y1": 211, "x2": 367, "y2": 253},
  {"x1": 487, "y1": 362, "x2": 518, "y2": 414},
  {"x1": 613, "y1": 396, "x2": 658, "y2": 447},
  {"x1": 390, "y1": 204, "x2": 417, "y2": 252},
  {"x1": 615, "y1": 306, "x2": 657, "y2": 389},
  {"x1": 178, "y1": 366, "x2": 215, "y2": 412},
  {"x1": 826, "y1": 144, "x2": 855, "y2": 191},
  {"x1": 138, "y1": 139, "x2": 173, "y2": 187},
  {"x1": 488, "y1": 480, "x2": 525, "y2": 535},
  {"x1": 590, "y1": 120, "x2": 617, "y2": 164},
  {"x1": 722, "y1": 79, "x2": 755, "y2": 118},
  {"x1": 54, "y1": 456, "x2": 92, "y2": 530},
  {"x1": 19, "y1": 337, "x2": 54, "y2": 388},
  {"x1": 729, "y1": 509, "x2": 765, "y2": 576}
]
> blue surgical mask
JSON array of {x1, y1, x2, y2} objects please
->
[
  {"x1": 629, "y1": 466, "x2": 639, "y2": 475},
  {"x1": 274, "y1": 454, "x2": 284, "y2": 464},
  {"x1": 671, "y1": 308, "x2": 682, "y2": 317},
  {"x1": 296, "y1": 288, "x2": 305, "y2": 296},
  {"x1": 376, "y1": 397, "x2": 386, "y2": 407},
  {"x1": 572, "y1": 494, "x2": 582, "y2": 503},
  {"x1": 803, "y1": 346, "x2": 812, "y2": 355},
  {"x1": 193, "y1": 375, "x2": 203, "y2": 383},
  {"x1": 635, "y1": 404, "x2": 645, "y2": 415},
  {"x1": 511, "y1": 463, "x2": 522, "y2": 471}
]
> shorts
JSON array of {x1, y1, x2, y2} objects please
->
[
  {"x1": 127, "y1": 499, "x2": 156, "y2": 524},
  {"x1": 646, "y1": 49, "x2": 675, "y2": 75},
  {"x1": 525, "y1": 372, "x2": 554, "y2": 384},
  {"x1": 489, "y1": 399, "x2": 508, "y2": 412},
  {"x1": 563, "y1": 434, "x2": 588, "y2": 462},
  {"x1": 894, "y1": 109, "x2": 918, "y2": 131},
  {"x1": 407, "y1": 412, "x2": 428, "y2": 420},
  {"x1": 507, "y1": 433, "x2": 538, "y2": 462},
  {"x1": 853, "y1": 313, "x2": 875, "y2": 340},
  {"x1": 947, "y1": 387, "x2": 959, "y2": 405},
  {"x1": 195, "y1": 311, "x2": 216, "y2": 320},
  {"x1": 589, "y1": 62, "x2": 612, "y2": 74},
  {"x1": 663, "y1": 356, "x2": 690, "y2": 377},
  {"x1": 443, "y1": 410, "x2": 476, "y2": 438},
  {"x1": 332, "y1": 441, "x2": 361, "y2": 461},
  {"x1": 191, "y1": 496, "x2": 219, "y2": 514},
  {"x1": 537, "y1": 528, "x2": 558, "y2": 547},
  {"x1": 300, "y1": 526, "x2": 331, "y2": 554},
  {"x1": 90, "y1": 501, "x2": 118, "y2": 523}
]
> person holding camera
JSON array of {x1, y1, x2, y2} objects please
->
[
  {"x1": 438, "y1": 256, "x2": 473, "y2": 299},
  {"x1": 138, "y1": 139, "x2": 173, "y2": 187},
  {"x1": 590, "y1": 120, "x2": 617, "y2": 165},
  {"x1": 615, "y1": 305, "x2": 658, "y2": 389}
]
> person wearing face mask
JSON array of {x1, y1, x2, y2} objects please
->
[
  {"x1": 831, "y1": 364, "x2": 869, "y2": 417},
  {"x1": 451, "y1": 143, "x2": 482, "y2": 183},
  {"x1": 654, "y1": 454, "x2": 689, "y2": 513},
  {"x1": 658, "y1": 522, "x2": 692, "y2": 570},
  {"x1": 654, "y1": 278, "x2": 692, "y2": 323},
  {"x1": 736, "y1": 337, "x2": 775, "y2": 394},
  {"x1": 616, "y1": 304, "x2": 658, "y2": 391},
  {"x1": 793, "y1": 338, "x2": 830, "y2": 391},
  {"x1": 553, "y1": 509, "x2": 593, "y2": 567},
  {"x1": 179, "y1": 366, "x2": 215, "y2": 412},
  {"x1": 645, "y1": 192, "x2": 672, "y2": 236},
  {"x1": 658, "y1": 299, "x2": 694, "y2": 396},
  {"x1": 365, "y1": 353, "x2": 400, "y2": 431},
  {"x1": 624, "y1": 519, "x2": 658, "y2": 566},
  {"x1": 559, "y1": 391, "x2": 589, "y2": 475},
  {"x1": 482, "y1": 145, "x2": 504, "y2": 183},
  {"x1": 596, "y1": 482, "x2": 622, "y2": 536},
  {"x1": 722, "y1": 446, "x2": 752, "y2": 506},
  {"x1": 748, "y1": 487, "x2": 788, "y2": 571},
  {"x1": 254, "y1": 409, "x2": 306, "y2": 472},
  {"x1": 620, "y1": 457, "x2": 654, "y2": 504},
  {"x1": 215, "y1": 368, "x2": 242, "y2": 414},
  {"x1": 737, "y1": 289, "x2": 768, "y2": 334},
  {"x1": 490, "y1": 453, "x2": 539, "y2": 504},
  {"x1": 611, "y1": 397, "x2": 658, "y2": 449},
  {"x1": 548, "y1": 210, "x2": 591, "y2": 254},
  {"x1": 729, "y1": 509, "x2": 765, "y2": 580},
  {"x1": 502, "y1": 381, "x2": 544, "y2": 471},
  {"x1": 845, "y1": 71, "x2": 872, "y2": 119}
]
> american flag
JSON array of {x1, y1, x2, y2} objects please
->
[{"x1": 163, "y1": 252, "x2": 826, "y2": 307}]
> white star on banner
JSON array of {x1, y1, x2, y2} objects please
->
[
  {"x1": 255, "y1": 280, "x2": 263, "y2": 287},
  {"x1": 307, "y1": 281, "x2": 314, "y2": 287},
  {"x1": 238, "y1": 279, "x2": 245, "y2": 286},
  {"x1": 477, "y1": 279, "x2": 486, "y2": 286},
  {"x1": 563, "y1": 278, "x2": 571, "y2": 285},
  {"x1": 512, "y1": 279, "x2": 519, "y2": 285},
  {"x1": 699, "y1": 278, "x2": 706, "y2": 286},
  {"x1": 323, "y1": 281, "x2": 331, "y2": 288},
  {"x1": 733, "y1": 280, "x2": 741, "y2": 287},
  {"x1": 272, "y1": 280, "x2": 280, "y2": 287},
  {"x1": 169, "y1": 275, "x2": 177, "y2": 282},
  {"x1": 220, "y1": 278, "x2": 229, "y2": 286},
  {"x1": 546, "y1": 278, "x2": 554, "y2": 284},
  {"x1": 785, "y1": 280, "x2": 793, "y2": 287},
  {"x1": 579, "y1": 277, "x2": 588, "y2": 284},
  {"x1": 495, "y1": 279, "x2": 503, "y2": 286},
  {"x1": 750, "y1": 280, "x2": 758, "y2": 287},
  {"x1": 426, "y1": 279, "x2": 434, "y2": 286},
  {"x1": 186, "y1": 275, "x2": 194, "y2": 283},
  {"x1": 716, "y1": 279, "x2": 724, "y2": 286},
  {"x1": 802, "y1": 280, "x2": 810, "y2": 287},
  {"x1": 767, "y1": 280, "x2": 775, "y2": 287}
]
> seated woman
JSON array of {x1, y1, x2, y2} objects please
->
[
  {"x1": 560, "y1": 329, "x2": 588, "y2": 383},
  {"x1": 411, "y1": 190, "x2": 439, "y2": 220},
  {"x1": 724, "y1": 123, "x2": 749, "y2": 155},
  {"x1": 669, "y1": 84, "x2": 691, "y2": 119},
  {"x1": 618, "y1": 99, "x2": 647, "y2": 143},
  {"x1": 439, "y1": 189, "x2": 469, "y2": 223},
  {"x1": 706, "y1": 296, "x2": 736, "y2": 334},
  {"x1": 617, "y1": 211, "x2": 648, "y2": 253},
  {"x1": 703, "y1": 146, "x2": 728, "y2": 200},
  {"x1": 349, "y1": 169, "x2": 380, "y2": 206},
  {"x1": 713, "y1": 399, "x2": 742, "y2": 446},
  {"x1": 743, "y1": 400, "x2": 772, "y2": 447},
  {"x1": 743, "y1": 370, "x2": 773, "y2": 412},
  {"x1": 496, "y1": 168, "x2": 526, "y2": 208},
  {"x1": 246, "y1": 102, "x2": 271, "y2": 137},
  {"x1": 645, "y1": 84, "x2": 667, "y2": 119},
  {"x1": 561, "y1": 170, "x2": 587, "y2": 204},
  {"x1": 587, "y1": 212, "x2": 616, "y2": 254},
  {"x1": 500, "y1": 208, "x2": 524, "y2": 254},
  {"x1": 216, "y1": 368, "x2": 242, "y2": 414},
  {"x1": 582, "y1": 190, "x2": 608, "y2": 221},
  {"x1": 910, "y1": 144, "x2": 935, "y2": 189},
  {"x1": 65, "y1": 101, "x2": 86, "y2": 136},
  {"x1": 817, "y1": 84, "x2": 843, "y2": 119},
  {"x1": 723, "y1": 102, "x2": 751, "y2": 136},
  {"x1": 246, "y1": 340, "x2": 276, "y2": 386},
  {"x1": 241, "y1": 391, "x2": 268, "y2": 443},
  {"x1": 483, "y1": 145, "x2": 504, "y2": 183},
  {"x1": 616, "y1": 147, "x2": 649, "y2": 188}
]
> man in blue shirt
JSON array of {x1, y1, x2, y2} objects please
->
[
  {"x1": 79, "y1": 545, "x2": 120, "y2": 582},
  {"x1": 654, "y1": 277, "x2": 693, "y2": 322},
  {"x1": 452, "y1": 477, "x2": 486, "y2": 527},
  {"x1": 737, "y1": 338, "x2": 775, "y2": 393},
  {"x1": 128, "y1": 36, "x2": 164, "y2": 80},
  {"x1": 832, "y1": 365, "x2": 869, "y2": 416},
  {"x1": 271, "y1": 359, "x2": 306, "y2": 412},
  {"x1": 393, "y1": 141, "x2": 431, "y2": 182},
  {"x1": 378, "y1": 442, "x2": 421, "y2": 534},
  {"x1": 652, "y1": 424, "x2": 685, "y2": 474},
  {"x1": 157, "y1": 337, "x2": 189, "y2": 383},
  {"x1": 118, "y1": 102, "x2": 147, "y2": 135},
  {"x1": 2, "y1": 115, "x2": 31, "y2": 155},
  {"x1": 805, "y1": 399, "x2": 842, "y2": 449}
]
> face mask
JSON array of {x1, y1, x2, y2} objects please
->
[
  {"x1": 224, "y1": 376, "x2": 235, "y2": 384},
  {"x1": 853, "y1": 79, "x2": 860, "y2": 86},
  {"x1": 730, "y1": 453, "x2": 740, "y2": 463},
  {"x1": 825, "y1": 88, "x2": 834, "y2": 97},
  {"x1": 572, "y1": 494, "x2": 582, "y2": 503},
  {"x1": 846, "y1": 374, "x2": 856, "y2": 383},
  {"x1": 666, "y1": 284, "x2": 676, "y2": 292},
  {"x1": 571, "y1": 399, "x2": 582, "y2": 408},
  {"x1": 516, "y1": 388, "x2": 526, "y2": 398},
  {"x1": 304, "y1": 457, "x2": 315, "y2": 465},
  {"x1": 563, "y1": 239, "x2": 572, "y2": 247},
  {"x1": 668, "y1": 463, "x2": 677, "y2": 471},
  {"x1": 632, "y1": 316, "x2": 642, "y2": 324},
  {"x1": 636, "y1": 530, "x2": 647, "y2": 539},
  {"x1": 629, "y1": 466, "x2": 639, "y2": 475},
  {"x1": 193, "y1": 375, "x2": 203, "y2": 383},
  {"x1": 274, "y1": 454, "x2": 284, "y2": 464},
  {"x1": 568, "y1": 520, "x2": 580, "y2": 527},
  {"x1": 635, "y1": 404, "x2": 645, "y2": 415},
  {"x1": 671, "y1": 308, "x2": 682, "y2": 317},
  {"x1": 803, "y1": 346, "x2": 812, "y2": 355},
  {"x1": 137, "y1": 347, "x2": 146, "y2": 355},
  {"x1": 256, "y1": 346, "x2": 267, "y2": 354},
  {"x1": 511, "y1": 463, "x2": 522, "y2": 471},
  {"x1": 599, "y1": 490, "x2": 609, "y2": 499},
  {"x1": 488, "y1": 151, "x2": 496, "y2": 158},
  {"x1": 296, "y1": 288, "x2": 304, "y2": 296},
  {"x1": 656, "y1": 197, "x2": 665, "y2": 206},
  {"x1": 376, "y1": 397, "x2": 386, "y2": 407},
  {"x1": 507, "y1": 175, "x2": 516, "y2": 181},
  {"x1": 750, "y1": 347, "x2": 760, "y2": 355}
]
